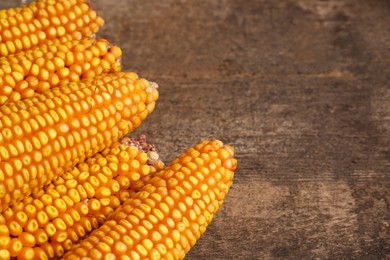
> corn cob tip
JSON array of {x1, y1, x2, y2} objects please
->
[
  {"x1": 146, "y1": 82, "x2": 159, "y2": 92},
  {"x1": 142, "y1": 80, "x2": 159, "y2": 114},
  {"x1": 223, "y1": 143, "x2": 235, "y2": 156},
  {"x1": 222, "y1": 144, "x2": 237, "y2": 171},
  {"x1": 120, "y1": 135, "x2": 164, "y2": 169},
  {"x1": 205, "y1": 139, "x2": 237, "y2": 171}
]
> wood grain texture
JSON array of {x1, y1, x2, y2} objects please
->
[{"x1": 2, "y1": 0, "x2": 390, "y2": 258}]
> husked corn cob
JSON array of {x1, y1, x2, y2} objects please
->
[
  {"x1": 0, "y1": 38, "x2": 122, "y2": 105},
  {"x1": 0, "y1": 137, "x2": 164, "y2": 259},
  {"x1": 0, "y1": 0, "x2": 104, "y2": 56},
  {"x1": 64, "y1": 140, "x2": 237, "y2": 260},
  {"x1": 0, "y1": 72, "x2": 159, "y2": 213}
]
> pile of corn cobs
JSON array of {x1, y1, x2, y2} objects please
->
[{"x1": 0, "y1": 1, "x2": 237, "y2": 259}]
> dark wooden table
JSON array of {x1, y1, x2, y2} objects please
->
[
  {"x1": 4, "y1": 0, "x2": 390, "y2": 258},
  {"x1": 94, "y1": 0, "x2": 390, "y2": 258}
]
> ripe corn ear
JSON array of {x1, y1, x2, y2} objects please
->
[
  {"x1": 0, "y1": 0, "x2": 104, "y2": 56},
  {"x1": 0, "y1": 72, "x2": 159, "y2": 213},
  {"x1": 64, "y1": 140, "x2": 237, "y2": 260},
  {"x1": 0, "y1": 38, "x2": 122, "y2": 105},
  {"x1": 0, "y1": 137, "x2": 164, "y2": 259}
]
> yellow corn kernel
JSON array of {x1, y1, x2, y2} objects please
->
[
  {"x1": 8, "y1": 238, "x2": 22, "y2": 257},
  {"x1": 63, "y1": 140, "x2": 237, "y2": 259}
]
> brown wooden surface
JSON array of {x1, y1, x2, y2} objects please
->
[
  {"x1": 4, "y1": 0, "x2": 390, "y2": 259},
  {"x1": 95, "y1": 1, "x2": 390, "y2": 258}
]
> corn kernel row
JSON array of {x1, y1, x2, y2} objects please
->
[
  {"x1": 0, "y1": 38, "x2": 122, "y2": 105},
  {"x1": 0, "y1": 0, "x2": 104, "y2": 56},
  {"x1": 0, "y1": 136, "x2": 164, "y2": 259},
  {"x1": 0, "y1": 72, "x2": 159, "y2": 213},
  {"x1": 64, "y1": 140, "x2": 237, "y2": 259}
]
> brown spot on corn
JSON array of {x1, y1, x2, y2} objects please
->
[
  {"x1": 63, "y1": 140, "x2": 237, "y2": 259},
  {"x1": 0, "y1": 72, "x2": 159, "y2": 213}
]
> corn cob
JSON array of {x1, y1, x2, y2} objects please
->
[
  {"x1": 0, "y1": 136, "x2": 164, "y2": 259},
  {"x1": 0, "y1": 37, "x2": 122, "y2": 105},
  {"x1": 0, "y1": 72, "x2": 159, "y2": 213},
  {"x1": 64, "y1": 140, "x2": 237, "y2": 260},
  {"x1": 0, "y1": 0, "x2": 104, "y2": 56}
]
